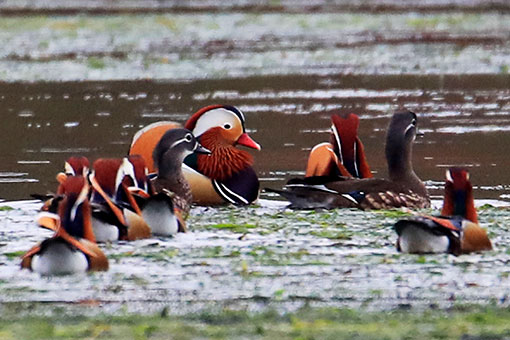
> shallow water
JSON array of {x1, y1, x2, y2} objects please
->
[
  {"x1": 1, "y1": 1, "x2": 510, "y2": 317},
  {"x1": 1, "y1": 75, "x2": 510, "y2": 201},
  {"x1": 1, "y1": 199, "x2": 510, "y2": 317}
]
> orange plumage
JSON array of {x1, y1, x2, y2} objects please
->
[{"x1": 197, "y1": 127, "x2": 254, "y2": 181}]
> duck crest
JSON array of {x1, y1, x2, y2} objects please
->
[
  {"x1": 184, "y1": 104, "x2": 227, "y2": 131},
  {"x1": 197, "y1": 128, "x2": 254, "y2": 181}
]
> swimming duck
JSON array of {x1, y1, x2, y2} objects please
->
[
  {"x1": 89, "y1": 158, "x2": 151, "y2": 242},
  {"x1": 21, "y1": 176, "x2": 108, "y2": 275},
  {"x1": 129, "y1": 105, "x2": 261, "y2": 205},
  {"x1": 394, "y1": 167, "x2": 492, "y2": 255},
  {"x1": 129, "y1": 129, "x2": 210, "y2": 236},
  {"x1": 268, "y1": 110, "x2": 430, "y2": 210},
  {"x1": 306, "y1": 113, "x2": 372, "y2": 179}
]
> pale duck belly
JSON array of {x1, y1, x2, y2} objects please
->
[
  {"x1": 32, "y1": 242, "x2": 88, "y2": 275},
  {"x1": 142, "y1": 200, "x2": 178, "y2": 236},
  {"x1": 399, "y1": 224, "x2": 450, "y2": 254},
  {"x1": 91, "y1": 217, "x2": 119, "y2": 242}
]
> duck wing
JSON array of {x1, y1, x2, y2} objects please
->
[
  {"x1": 271, "y1": 176, "x2": 429, "y2": 210},
  {"x1": 394, "y1": 215, "x2": 463, "y2": 255},
  {"x1": 212, "y1": 166, "x2": 260, "y2": 205}
]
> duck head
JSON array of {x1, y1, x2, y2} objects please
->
[
  {"x1": 154, "y1": 128, "x2": 211, "y2": 178},
  {"x1": 385, "y1": 110, "x2": 419, "y2": 181},
  {"x1": 64, "y1": 156, "x2": 90, "y2": 177},
  {"x1": 185, "y1": 105, "x2": 261, "y2": 150},
  {"x1": 56, "y1": 156, "x2": 90, "y2": 184},
  {"x1": 441, "y1": 167, "x2": 477, "y2": 223}
]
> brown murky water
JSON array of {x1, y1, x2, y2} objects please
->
[{"x1": 1, "y1": 74, "x2": 510, "y2": 201}]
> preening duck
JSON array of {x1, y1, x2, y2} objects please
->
[
  {"x1": 394, "y1": 167, "x2": 492, "y2": 255},
  {"x1": 268, "y1": 110, "x2": 430, "y2": 210},
  {"x1": 306, "y1": 113, "x2": 372, "y2": 179},
  {"x1": 89, "y1": 158, "x2": 151, "y2": 242},
  {"x1": 21, "y1": 176, "x2": 108, "y2": 275}
]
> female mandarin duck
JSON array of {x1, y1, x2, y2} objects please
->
[
  {"x1": 305, "y1": 113, "x2": 372, "y2": 179},
  {"x1": 129, "y1": 105, "x2": 261, "y2": 205},
  {"x1": 21, "y1": 176, "x2": 108, "y2": 275},
  {"x1": 394, "y1": 167, "x2": 492, "y2": 255},
  {"x1": 128, "y1": 129, "x2": 210, "y2": 236},
  {"x1": 88, "y1": 157, "x2": 151, "y2": 242},
  {"x1": 269, "y1": 110, "x2": 430, "y2": 210}
]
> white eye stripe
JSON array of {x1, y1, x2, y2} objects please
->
[
  {"x1": 404, "y1": 123, "x2": 415, "y2": 135},
  {"x1": 170, "y1": 137, "x2": 190, "y2": 148}
]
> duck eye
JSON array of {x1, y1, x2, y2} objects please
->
[
  {"x1": 185, "y1": 133, "x2": 193, "y2": 142},
  {"x1": 223, "y1": 123, "x2": 231, "y2": 129}
]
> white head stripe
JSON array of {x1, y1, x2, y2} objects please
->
[
  {"x1": 192, "y1": 108, "x2": 242, "y2": 137},
  {"x1": 170, "y1": 137, "x2": 189, "y2": 149},
  {"x1": 404, "y1": 123, "x2": 415, "y2": 135}
]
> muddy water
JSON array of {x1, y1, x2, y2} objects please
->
[{"x1": 0, "y1": 74, "x2": 510, "y2": 201}]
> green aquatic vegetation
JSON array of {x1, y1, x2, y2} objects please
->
[
  {"x1": 0, "y1": 206, "x2": 14, "y2": 211},
  {"x1": 310, "y1": 229, "x2": 352, "y2": 240},
  {"x1": 155, "y1": 16, "x2": 179, "y2": 32},
  {"x1": 375, "y1": 209, "x2": 414, "y2": 218},
  {"x1": 207, "y1": 223, "x2": 257, "y2": 233},
  {"x1": 87, "y1": 57, "x2": 106, "y2": 69},
  {"x1": 3, "y1": 251, "x2": 24, "y2": 259}
]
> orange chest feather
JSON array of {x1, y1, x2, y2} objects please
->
[{"x1": 197, "y1": 145, "x2": 253, "y2": 181}]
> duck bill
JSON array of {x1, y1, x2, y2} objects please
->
[
  {"x1": 194, "y1": 144, "x2": 212, "y2": 155},
  {"x1": 236, "y1": 133, "x2": 261, "y2": 150}
]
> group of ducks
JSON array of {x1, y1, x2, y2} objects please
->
[{"x1": 21, "y1": 105, "x2": 492, "y2": 276}]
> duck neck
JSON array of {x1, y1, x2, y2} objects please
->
[
  {"x1": 158, "y1": 152, "x2": 185, "y2": 182},
  {"x1": 441, "y1": 183, "x2": 478, "y2": 223},
  {"x1": 385, "y1": 136, "x2": 416, "y2": 182}
]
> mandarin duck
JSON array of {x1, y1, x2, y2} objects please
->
[
  {"x1": 21, "y1": 176, "x2": 108, "y2": 275},
  {"x1": 306, "y1": 113, "x2": 372, "y2": 179},
  {"x1": 128, "y1": 129, "x2": 210, "y2": 236},
  {"x1": 394, "y1": 167, "x2": 492, "y2": 255},
  {"x1": 129, "y1": 105, "x2": 261, "y2": 205},
  {"x1": 89, "y1": 157, "x2": 151, "y2": 242},
  {"x1": 268, "y1": 110, "x2": 430, "y2": 210}
]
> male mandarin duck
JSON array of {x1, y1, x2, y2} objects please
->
[
  {"x1": 268, "y1": 110, "x2": 430, "y2": 210},
  {"x1": 306, "y1": 113, "x2": 372, "y2": 179},
  {"x1": 89, "y1": 157, "x2": 151, "y2": 242},
  {"x1": 21, "y1": 176, "x2": 108, "y2": 275},
  {"x1": 394, "y1": 167, "x2": 492, "y2": 255},
  {"x1": 129, "y1": 105, "x2": 261, "y2": 205},
  {"x1": 33, "y1": 156, "x2": 91, "y2": 213},
  {"x1": 127, "y1": 129, "x2": 210, "y2": 236}
]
